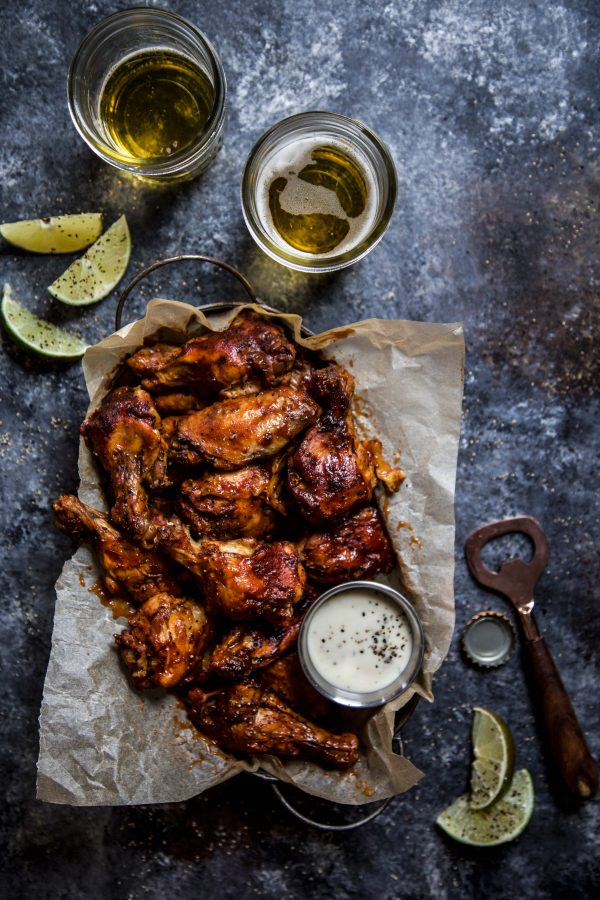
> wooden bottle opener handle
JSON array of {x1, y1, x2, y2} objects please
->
[{"x1": 525, "y1": 636, "x2": 598, "y2": 799}]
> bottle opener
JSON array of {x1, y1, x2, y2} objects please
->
[{"x1": 465, "y1": 515, "x2": 598, "y2": 801}]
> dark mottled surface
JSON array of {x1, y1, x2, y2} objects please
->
[{"x1": 1, "y1": 1, "x2": 599, "y2": 898}]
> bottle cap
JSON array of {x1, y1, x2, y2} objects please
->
[{"x1": 461, "y1": 611, "x2": 516, "y2": 668}]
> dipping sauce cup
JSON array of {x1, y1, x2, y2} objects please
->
[
  {"x1": 298, "y1": 581, "x2": 424, "y2": 708},
  {"x1": 68, "y1": 8, "x2": 226, "y2": 181},
  {"x1": 241, "y1": 111, "x2": 397, "y2": 272}
]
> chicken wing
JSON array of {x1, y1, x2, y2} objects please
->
[
  {"x1": 170, "y1": 386, "x2": 319, "y2": 470},
  {"x1": 53, "y1": 494, "x2": 179, "y2": 604},
  {"x1": 194, "y1": 538, "x2": 306, "y2": 626},
  {"x1": 126, "y1": 311, "x2": 296, "y2": 392},
  {"x1": 80, "y1": 386, "x2": 169, "y2": 546},
  {"x1": 126, "y1": 342, "x2": 181, "y2": 377},
  {"x1": 160, "y1": 414, "x2": 182, "y2": 443},
  {"x1": 177, "y1": 459, "x2": 285, "y2": 540},
  {"x1": 187, "y1": 681, "x2": 359, "y2": 769},
  {"x1": 115, "y1": 591, "x2": 211, "y2": 689},
  {"x1": 258, "y1": 652, "x2": 332, "y2": 723},
  {"x1": 153, "y1": 390, "x2": 206, "y2": 416},
  {"x1": 286, "y1": 366, "x2": 375, "y2": 524},
  {"x1": 287, "y1": 365, "x2": 404, "y2": 524},
  {"x1": 207, "y1": 614, "x2": 303, "y2": 680},
  {"x1": 301, "y1": 506, "x2": 395, "y2": 583},
  {"x1": 157, "y1": 519, "x2": 306, "y2": 626}
]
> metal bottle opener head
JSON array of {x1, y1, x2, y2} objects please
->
[{"x1": 465, "y1": 515, "x2": 548, "y2": 640}]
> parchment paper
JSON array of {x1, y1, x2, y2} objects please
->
[{"x1": 37, "y1": 301, "x2": 464, "y2": 806}]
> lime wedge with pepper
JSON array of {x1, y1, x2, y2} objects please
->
[
  {"x1": 1, "y1": 284, "x2": 88, "y2": 360},
  {"x1": 436, "y1": 769, "x2": 534, "y2": 847},
  {"x1": 48, "y1": 215, "x2": 131, "y2": 306},
  {"x1": 0, "y1": 213, "x2": 103, "y2": 253},
  {"x1": 470, "y1": 706, "x2": 515, "y2": 809}
]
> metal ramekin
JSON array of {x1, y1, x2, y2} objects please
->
[{"x1": 298, "y1": 581, "x2": 424, "y2": 709}]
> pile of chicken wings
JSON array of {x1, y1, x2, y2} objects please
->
[{"x1": 53, "y1": 311, "x2": 404, "y2": 770}]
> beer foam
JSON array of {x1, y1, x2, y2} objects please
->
[{"x1": 255, "y1": 136, "x2": 378, "y2": 257}]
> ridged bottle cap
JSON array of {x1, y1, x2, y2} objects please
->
[{"x1": 461, "y1": 611, "x2": 516, "y2": 668}]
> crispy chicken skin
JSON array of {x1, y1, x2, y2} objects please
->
[
  {"x1": 126, "y1": 312, "x2": 296, "y2": 392},
  {"x1": 193, "y1": 538, "x2": 306, "y2": 626},
  {"x1": 258, "y1": 653, "x2": 332, "y2": 723},
  {"x1": 207, "y1": 614, "x2": 303, "y2": 680},
  {"x1": 153, "y1": 390, "x2": 206, "y2": 416},
  {"x1": 53, "y1": 495, "x2": 211, "y2": 689},
  {"x1": 287, "y1": 365, "x2": 404, "y2": 524},
  {"x1": 187, "y1": 681, "x2": 359, "y2": 769},
  {"x1": 177, "y1": 460, "x2": 286, "y2": 539},
  {"x1": 158, "y1": 520, "x2": 306, "y2": 626},
  {"x1": 170, "y1": 386, "x2": 320, "y2": 470},
  {"x1": 80, "y1": 387, "x2": 169, "y2": 547},
  {"x1": 301, "y1": 506, "x2": 395, "y2": 583},
  {"x1": 286, "y1": 366, "x2": 376, "y2": 524},
  {"x1": 115, "y1": 592, "x2": 211, "y2": 689},
  {"x1": 53, "y1": 495, "x2": 179, "y2": 604},
  {"x1": 160, "y1": 414, "x2": 182, "y2": 443},
  {"x1": 126, "y1": 342, "x2": 181, "y2": 377}
]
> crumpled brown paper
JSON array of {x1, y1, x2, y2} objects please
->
[{"x1": 37, "y1": 301, "x2": 464, "y2": 806}]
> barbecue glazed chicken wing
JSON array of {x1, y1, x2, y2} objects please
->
[
  {"x1": 153, "y1": 390, "x2": 206, "y2": 416},
  {"x1": 187, "y1": 681, "x2": 359, "y2": 769},
  {"x1": 207, "y1": 612, "x2": 304, "y2": 680},
  {"x1": 115, "y1": 592, "x2": 211, "y2": 690},
  {"x1": 80, "y1": 387, "x2": 169, "y2": 547},
  {"x1": 287, "y1": 365, "x2": 404, "y2": 524},
  {"x1": 286, "y1": 366, "x2": 374, "y2": 524},
  {"x1": 157, "y1": 519, "x2": 306, "y2": 626},
  {"x1": 53, "y1": 495, "x2": 211, "y2": 689},
  {"x1": 258, "y1": 653, "x2": 332, "y2": 723},
  {"x1": 191, "y1": 538, "x2": 306, "y2": 627},
  {"x1": 126, "y1": 312, "x2": 296, "y2": 393},
  {"x1": 301, "y1": 506, "x2": 395, "y2": 583},
  {"x1": 170, "y1": 386, "x2": 319, "y2": 469},
  {"x1": 53, "y1": 494, "x2": 179, "y2": 604},
  {"x1": 177, "y1": 459, "x2": 286, "y2": 540}
]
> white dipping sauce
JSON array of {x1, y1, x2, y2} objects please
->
[{"x1": 305, "y1": 588, "x2": 413, "y2": 693}]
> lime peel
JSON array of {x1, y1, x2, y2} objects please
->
[
  {"x1": 48, "y1": 215, "x2": 131, "y2": 306},
  {"x1": 1, "y1": 284, "x2": 89, "y2": 360},
  {"x1": 0, "y1": 213, "x2": 103, "y2": 253},
  {"x1": 470, "y1": 706, "x2": 515, "y2": 810},
  {"x1": 436, "y1": 769, "x2": 534, "y2": 847}
]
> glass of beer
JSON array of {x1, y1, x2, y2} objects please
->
[
  {"x1": 241, "y1": 111, "x2": 397, "y2": 272},
  {"x1": 68, "y1": 8, "x2": 226, "y2": 181}
]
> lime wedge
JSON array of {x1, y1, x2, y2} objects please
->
[
  {"x1": 0, "y1": 213, "x2": 103, "y2": 253},
  {"x1": 436, "y1": 769, "x2": 534, "y2": 847},
  {"x1": 1, "y1": 284, "x2": 88, "y2": 360},
  {"x1": 470, "y1": 706, "x2": 515, "y2": 810},
  {"x1": 48, "y1": 215, "x2": 131, "y2": 306}
]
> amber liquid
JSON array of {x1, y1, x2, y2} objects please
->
[
  {"x1": 266, "y1": 143, "x2": 369, "y2": 255},
  {"x1": 99, "y1": 51, "x2": 215, "y2": 160}
]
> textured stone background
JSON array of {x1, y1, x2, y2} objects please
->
[{"x1": 1, "y1": 1, "x2": 599, "y2": 898}]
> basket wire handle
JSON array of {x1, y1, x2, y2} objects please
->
[
  {"x1": 266, "y1": 724, "x2": 404, "y2": 831},
  {"x1": 114, "y1": 254, "x2": 257, "y2": 331},
  {"x1": 263, "y1": 696, "x2": 419, "y2": 831},
  {"x1": 270, "y1": 785, "x2": 393, "y2": 832}
]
